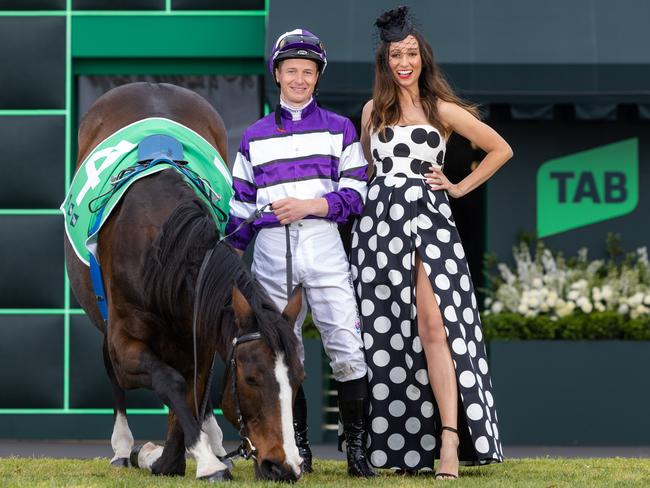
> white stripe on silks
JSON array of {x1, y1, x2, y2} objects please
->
[
  {"x1": 274, "y1": 353, "x2": 303, "y2": 478},
  {"x1": 137, "y1": 442, "x2": 164, "y2": 471},
  {"x1": 188, "y1": 431, "x2": 227, "y2": 478},
  {"x1": 110, "y1": 411, "x2": 134, "y2": 461},
  {"x1": 230, "y1": 199, "x2": 257, "y2": 219},
  {"x1": 261, "y1": 178, "x2": 332, "y2": 204},
  {"x1": 202, "y1": 415, "x2": 228, "y2": 457},
  {"x1": 232, "y1": 152, "x2": 255, "y2": 181},
  {"x1": 338, "y1": 142, "x2": 366, "y2": 172},
  {"x1": 250, "y1": 132, "x2": 344, "y2": 165},
  {"x1": 339, "y1": 177, "x2": 368, "y2": 200}
]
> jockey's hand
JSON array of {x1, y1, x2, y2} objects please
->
[{"x1": 272, "y1": 197, "x2": 328, "y2": 225}]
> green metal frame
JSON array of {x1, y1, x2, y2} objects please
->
[{"x1": 0, "y1": 1, "x2": 268, "y2": 420}]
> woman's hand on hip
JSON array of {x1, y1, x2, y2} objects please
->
[{"x1": 425, "y1": 165, "x2": 464, "y2": 198}]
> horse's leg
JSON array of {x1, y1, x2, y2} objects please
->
[
  {"x1": 114, "y1": 337, "x2": 231, "y2": 480},
  {"x1": 146, "y1": 411, "x2": 186, "y2": 476},
  {"x1": 103, "y1": 336, "x2": 134, "y2": 467},
  {"x1": 203, "y1": 398, "x2": 228, "y2": 459},
  {"x1": 149, "y1": 391, "x2": 228, "y2": 476}
]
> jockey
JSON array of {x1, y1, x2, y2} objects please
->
[{"x1": 226, "y1": 29, "x2": 375, "y2": 477}]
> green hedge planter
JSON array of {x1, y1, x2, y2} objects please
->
[{"x1": 489, "y1": 340, "x2": 650, "y2": 445}]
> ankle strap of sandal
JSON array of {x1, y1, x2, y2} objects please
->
[{"x1": 441, "y1": 426, "x2": 458, "y2": 434}]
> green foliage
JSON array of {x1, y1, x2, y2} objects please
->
[
  {"x1": 302, "y1": 312, "x2": 321, "y2": 339},
  {"x1": 482, "y1": 311, "x2": 650, "y2": 341}
]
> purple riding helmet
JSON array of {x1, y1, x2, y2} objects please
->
[{"x1": 268, "y1": 28, "x2": 328, "y2": 78}]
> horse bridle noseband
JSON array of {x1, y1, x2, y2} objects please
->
[{"x1": 222, "y1": 330, "x2": 263, "y2": 461}]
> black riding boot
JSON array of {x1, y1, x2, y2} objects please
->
[
  {"x1": 293, "y1": 385, "x2": 313, "y2": 473},
  {"x1": 338, "y1": 378, "x2": 376, "y2": 478}
]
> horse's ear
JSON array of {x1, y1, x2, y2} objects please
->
[
  {"x1": 281, "y1": 285, "x2": 303, "y2": 325},
  {"x1": 232, "y1": 285, "x2": 253, "y2": 328}
]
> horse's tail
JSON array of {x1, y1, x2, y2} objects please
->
[{"x1": 142, "y1": 198, "x2": 218, "y2": 326}]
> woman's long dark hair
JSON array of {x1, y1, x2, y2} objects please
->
[{"x1": 369, "y1": 30, "x2": 479, "y2": 137}]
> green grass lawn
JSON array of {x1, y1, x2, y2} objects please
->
[{"x1": 0, "y1": 458, "x2": 649, "y2": 487}]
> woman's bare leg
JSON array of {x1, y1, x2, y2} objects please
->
[{"x1": 415, "y1": 254, "x2": 459, "y2": 478}]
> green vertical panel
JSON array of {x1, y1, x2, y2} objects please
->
[{"x1": 72, "y1": 15, "x2": 265, "y2": 58}]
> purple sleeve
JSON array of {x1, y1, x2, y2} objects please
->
[{"x1": 323, "y1": 188, "x2": 364, "y2": 224}]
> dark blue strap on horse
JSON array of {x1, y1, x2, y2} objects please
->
[{"x1": 88, "y1": 206, "x2": 109, "y2": 324}]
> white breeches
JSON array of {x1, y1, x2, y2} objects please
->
[{"x1": 252, "y1": 219, "x2": 366, "y2": 382}]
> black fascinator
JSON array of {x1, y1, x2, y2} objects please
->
[{"x1": 375, "y1": 5, "x2": 414, "y2": 43}]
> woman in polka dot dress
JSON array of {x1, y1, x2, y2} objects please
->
[{"x1": 350, "y1": 7, "x2": 513, "y2": 478}]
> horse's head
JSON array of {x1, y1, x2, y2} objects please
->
[{"x1": 221, "y1": 285, "x2": 305, "y2": 482}]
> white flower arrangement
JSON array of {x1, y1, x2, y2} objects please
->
[{"x1": 484, "y1": 235, "x2": 650, "y2": 320}]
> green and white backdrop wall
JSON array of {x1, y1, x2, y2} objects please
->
[{"x1": 0, "y1": 0, "x2": 266, "y2": 440}]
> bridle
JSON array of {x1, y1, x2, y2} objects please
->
[
  {"x1": 220, "y1": 330, "x2": 263, "y2": 460},
  {"x1": 191, "y1": 237, "x2": 265, "y2": 461},
  {"x1": 189, "y1": 201, "x2": 289, "y2": 462}
]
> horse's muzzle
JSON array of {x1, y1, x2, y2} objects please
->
[{"x1": 256, "y1": 459, "x2": 300, "y2": 483}]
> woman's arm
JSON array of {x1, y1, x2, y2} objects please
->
[
  {"x1": 360, "y1": 100, "x2": 374, "y2": 178},
  {"x1": 427, "y1": 100, "x2": 513, "y2": 198}
]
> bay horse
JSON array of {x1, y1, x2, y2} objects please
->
[{"x1": 65, "y1": 82, "x2": 304, "y2": 481}]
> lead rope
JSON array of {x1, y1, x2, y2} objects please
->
[
  {"x1": 192, "y1": 245, "x2": 215, "y2": 421},
  {"x1": 285, "y1": 225, "x2": 293, "y2": 300}
]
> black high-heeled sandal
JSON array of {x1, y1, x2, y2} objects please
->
[{"x1": 434, "y1": 426, "x2": 459, "y2": 480}]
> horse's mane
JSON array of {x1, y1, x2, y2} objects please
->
[{"x1": 142, "y1": 193, "x2": 302, "y2": 378}]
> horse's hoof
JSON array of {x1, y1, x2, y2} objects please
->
[
  {"x1": 110, "y1": 457, "x2": 131, "y2": 468},
  {"x1": 200, "y1": 469, "x2": 233, "y2": 482},
  {"x1": 218, "y1": 456, "x2": 234, "y2": 471},
  {"x1": 129, "y1": 444, "x2": 143, "y2": 469}
]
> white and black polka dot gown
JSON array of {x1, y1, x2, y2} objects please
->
[{"x1": 350, "y1": 125, "x2": 503, "y2": 470}]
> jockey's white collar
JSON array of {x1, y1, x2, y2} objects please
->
[{"x1": 280, "y1": 97, "x2": 314, "y2": 121}]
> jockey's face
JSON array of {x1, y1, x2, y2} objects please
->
[{"x1": 275, "y1": 58, "x2": 319, "y2": 107}]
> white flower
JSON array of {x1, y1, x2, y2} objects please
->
[
  {"x1": 546, "y1": 291, "x2": 558, "y2": 307},
  {"x1": 517, "y1": 303, "x2": 529, "y2": 314},
  {"x1": 532, "y1": 277, "x2": 543, "y2": 288},
  {"x1": 484, "y1": 297, "x2": 493, "y2": 307},
  {"x1": 631, "y1": 305, "x2": 649, "y2": 319},
  {"x1": 594, "y1": 301, "x2": 606, "y2": 312},
  {"x1": 627, "y1": 292, "x2": 644, "y2": 308},
  {"x1": 644, "y1": 294, "x2": 650, "y2": 306},
  {"x1": 567, "y1": 290, "x2": 580, "y2": 301},
  {"x1": 592, "y1": 287, "x2": 602, "y2": 302},
  {"x1": 577, "y1": 296, "x2": 593, "y2": 314},
  {"x1": 556, "y1": 302, "x2": 575, "y2": 317},
  {"x1": 491, "y1": 301, "x2": 504, "y2": 314},
  {"x1": 602, "y1": 285, "x2": 613, "y2": 300},
  {"x1": 618, "y1": 304, "x2": 630, "y2": 315}
]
